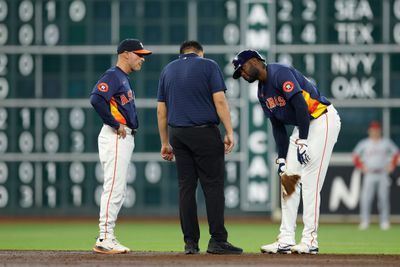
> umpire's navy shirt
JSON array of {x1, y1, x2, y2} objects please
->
[{"x1": 157, "y1": 53, "x2": 226, "y2": 127}]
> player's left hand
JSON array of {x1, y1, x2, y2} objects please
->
[
  {"x1": 295, "y1": 139, "x2": 310, "y2": 165},
  {"x1": 387, "y1": 164, "x2": 396, "y2": 174},
  {"x1": 276, "y1": 158, "x2": 286, "y2": 176}
]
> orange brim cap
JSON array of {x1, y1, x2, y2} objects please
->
[{"x1": 134, "y1": 49, "x2": 152, "y2": 55}]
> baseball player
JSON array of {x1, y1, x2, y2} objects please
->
[
  {"x1": 353, "y1": 121, "x2": 399, "y2": 230},
  {"x1": 232, "y1": 50, "x2": 341, "y2": 254},
  {"x1": 89, "y1": 39, "x2": 152, "y2": 254}
]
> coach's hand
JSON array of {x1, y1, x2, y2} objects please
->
[
  {"x1": 161, "y1": 144, "x2": 174, "y2": 161},
  {"x1": 224, "y1": 132, "x2": 234, "y2": 154},
  {"x1": 295, "y1": 139, "x2": 310, "y2": 165},
  {"x1": 117, "y1": 125, "x2": 127, "y2": 139}
]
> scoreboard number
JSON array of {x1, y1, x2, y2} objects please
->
[
  {"x1": 0, "y1": 0, "x2": 399, "y2": 216},
  {"x1": 69, "y1": 0, "x2": 86, "y2": 22},
  {"x1": 19, "y1": 0, "x2": 34, "y2": 22}
]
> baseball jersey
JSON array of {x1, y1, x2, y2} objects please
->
[
  {"x1": 157, "y1": 53, "x2": 226, "y2": 127},
  {"x1": 258, "y1": 63, "x2": 330, "y2": 125},
  {"x1": 353, "y1": 138, "x2": 399, "y2": 171},
  {"x1": 90, "y1": 66, "x2": 139, "y2": 129}
]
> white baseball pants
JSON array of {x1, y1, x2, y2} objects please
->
[
  {"x1": 360, "y1": 172, "x2": 391, "y2": 226},
  {"x1": 278, "y1": 105, "x2": 341, "y2": 248},
  {"x1": 97, "y1": 124, "x2": 135, "y2": 240}
]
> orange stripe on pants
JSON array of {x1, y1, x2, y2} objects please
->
[
  {"x1": 104, "y1": 134, "x2": 119, "y2": 240},
  {"x1": 310, "y1": 113, "x2": 328, "y2": 246}
]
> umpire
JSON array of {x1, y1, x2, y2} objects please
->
[{"x1": 157, "y1": 41, "x2": 242, "y2": 255}]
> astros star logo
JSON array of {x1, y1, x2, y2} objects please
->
[
  {"x1": 97, "y1": 82, "x2": 109, "y2": 92},
  {"x1": 282, "y1": 81, "x2": 294, "y2": 93}
]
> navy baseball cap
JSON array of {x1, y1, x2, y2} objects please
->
[
  {"x1": 117, "y1": 39, "x2": 152, "y2": 55},
  {"x1": 232, "y1": 50, "x2": 265, "y2": 79}
]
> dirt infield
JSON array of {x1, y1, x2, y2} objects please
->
[{"x1": 1, "y1": 251, "x2": 399, "y2": 267}]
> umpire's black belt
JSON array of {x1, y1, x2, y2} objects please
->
[{"x1": 170, "y1": 124, "x2": 217, "y2": 129}]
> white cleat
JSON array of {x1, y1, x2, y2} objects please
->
[
  {"x1": 291, "y1": 242, "x2": 319, "y2": 255},
  {"x1": 380, "y1": 222, "x2": 390, "y2": 230},
  {"x1": 359, "y1": 222, "x2": 369, "y2": 230},
  {"x1": 260, "y1": 242, "x2": 293, "y2": 254},
  {"x1": 93, "y1": 238, "x2": 130, "y2": 254}
]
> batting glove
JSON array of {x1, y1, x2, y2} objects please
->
[
  {"x1": 276, "y1": 158, "x2": 286, "y2": 176},
  {"x1": 295, "y1": 139, "x2": 311, "y2": 165}
]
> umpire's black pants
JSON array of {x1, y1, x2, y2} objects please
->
[{"x1": 170, "y1": 125, "x2": 228, "y2": 244}]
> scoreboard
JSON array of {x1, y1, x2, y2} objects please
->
[{"x1": 0, "y1": 0, "x2": 400, "y2": 217}]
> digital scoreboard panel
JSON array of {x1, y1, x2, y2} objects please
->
[{"x1": 0, "y1": 0, "x2": 399, "y2": 217}]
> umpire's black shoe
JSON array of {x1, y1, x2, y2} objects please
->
[
  {"x1": 184, "y1": 241, "x2": 200, "y2": 254},
  {"x1": 206, "y1": 238, "x2": 243, "y2": 255}
]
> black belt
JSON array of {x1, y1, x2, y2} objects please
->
[
  {"x1": 170, "y1": 124, "x2": 217, "y2": 128},
  {"x1": 193, "y1": 124, "x2": 217, "y2": 128},
  {"x1": 131, "y1": 129, "x2": 137, "y2": 136}
]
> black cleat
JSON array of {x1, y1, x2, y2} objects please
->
[
  {"x1": 206, "y1": 238, "x2": 243, "y2": 255},
  {"x1": 184, "y1": 241, "x2": 200, "y2": 254}
]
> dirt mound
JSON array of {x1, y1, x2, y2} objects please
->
[{"x1": 1, "y1": 251, "x2": 399, "y2": 267}]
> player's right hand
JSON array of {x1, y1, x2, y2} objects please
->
[
  {"x1": 276, "y1": 158, "x2": 286, "y2": 176},
  {"x1": 117, "y1": 125, "x2": 127, "y2": 139}
]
